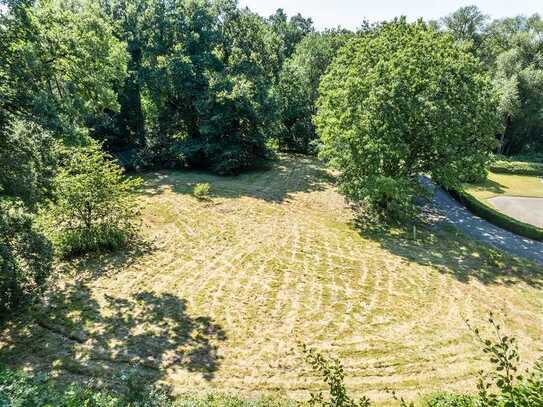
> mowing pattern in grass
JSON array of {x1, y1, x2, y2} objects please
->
[{"x1": 1, "y1": 156, "x2": 542, "y2": 404}]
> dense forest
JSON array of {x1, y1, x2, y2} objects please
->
[{"x1": 2, "y1": 0, "x2": 543, "y2": 405}]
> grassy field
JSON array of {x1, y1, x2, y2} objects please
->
[
  {"x1": 465, "y1": 171, "x2": 543, "y2": 201},
  {"x1": 1, "y1": 155, "x2": 543, "y2": 405}
]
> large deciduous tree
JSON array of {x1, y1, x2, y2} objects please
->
[
  {"x1": 267, "y1": 8, "x2": 313, "y2": 74},
  {"x1": 315, "y1": 20, "x2": 499, "y2": 221},
  {"x1": 441, "y1": 5, "x2": 488, "y2": 49},
  {"x1": 1, "y1": 0, "x2": 127, "y2": 141}
]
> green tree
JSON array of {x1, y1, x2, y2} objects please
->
[
  {"x1": 41, "y1": 143, "x2": 142, "y2": 258},
  {"x1": 315, "y1": 20, "x2": 499, "y2": 222},
  {"x1": 487, "y1": 17, "x2": 543, "y2": 155},
  {"x1": 199, "y1": 5, "x2": 281, "y2": 173},
  {"x1": 0, "y1": 0, "x2": 125, "y2": 313},
  {"x1": 96, "y1": 0, "x2": 151, "y2": 150},
  {"x1": 441, "y1": 5, "x2": 488, "y2": 49},
  {"x1": 267, "y1": 8, "x2": 313, "y2": 73},
  {"x1": 136, "y1": 0, "x2": 280, "y2": 174},
  {"x1": 276, "y1": 30, "x2": 352, "y2": 153},
  {"x1": 0, "y1": 0, "x2": 127, "y2": 142}
]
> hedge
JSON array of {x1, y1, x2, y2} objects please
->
[
  {"x1": 489, "y1": 160, "x2": 543, "y2": 176},
  {"x1": 448, "y1": 189, "x2": 543, "y2": 242}
]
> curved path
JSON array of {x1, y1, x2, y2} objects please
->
[{"x1": 422, "y1": 178, "x2": 543, "y2": 265}]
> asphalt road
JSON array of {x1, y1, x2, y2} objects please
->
[{"x1": 421, "y1": 177, "x2": 543, "y2": 266}]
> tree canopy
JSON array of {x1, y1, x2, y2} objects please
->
[
  {"x1": 276, "y1": 30, "x2": 352, "y2": 153},
  {"x1": 315, "y1": 20, "x2": 499, "y2": 220}
]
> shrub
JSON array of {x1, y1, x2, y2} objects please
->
[
  {"x1": 41, "y1": 143, "x2": 142, "y2": 258},
  {"x1": 315, "y1": 19, "x2": 499, "y2": 222},
  {"x1": 193, "y1": 183, "x2": 212, "y2": 200},
  {"x1": 467, "y1": 313, "x2": 543, "y2": 406},
  {"x1": 448, "y1": 189, "x2": 543, "y2": 241},
  {"x1": 0, "y1": 366, "x2": 292, "y2": 407},
  {"x1": 301, "y1": 344, "x2": 371, "y2": 407},
  {"x1": 0, "y1": 367, "x2": 113, "y2": 406},
  {"x1": 489, "y1": 160, "x2": 543, "y2": 176},
  {"x1": 510, "y1": 153, "x2": 543, "y2": 164},
  {"x1": 425, "y1": 393, "x2": 475, "y2": 407}
]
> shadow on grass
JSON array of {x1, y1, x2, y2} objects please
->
[
  {"x1": 469, "y1": 178, "x2": 507, "y2": 195},
  {"x1": 0, "y1": 280, "x2": 226, "y2": 391},
  {"x1": 357, "y1": 221, "x2": 543, "y2": 289},
  {"x1": 56, "y1": 239, "x2": 157, "y2": 281},
  {"x1": 140, "y1": 154, "x2": 336, "y2": 203}
]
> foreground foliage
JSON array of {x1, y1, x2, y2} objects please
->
[
  {"x1": 316, "y1": 19, "x2": 499, "y2": 222},
  {"x1": 303, "y1": 314, "x2": 543, "y2": 407},
  {"x1": 0, "y1": 367, "x2": 292, "y2": 406}
]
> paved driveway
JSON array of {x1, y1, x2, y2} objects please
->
[
  {"x1": 421, "y1": 177, "x2": 543, "y2": 265},
  {"x1": 488, "y1": 196, "x2": 543, "y2": 228}
]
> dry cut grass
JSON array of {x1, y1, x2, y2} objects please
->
[{"x1": 1, "y1": 155, "x2": 543, "y2": 405}]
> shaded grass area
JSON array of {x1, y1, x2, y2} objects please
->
[{"x1": 1, "y1": 155, "x2": 542, "y2": 405}]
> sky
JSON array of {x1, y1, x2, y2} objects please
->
[{"x1": 238, "y1": 0, "x2": 542, "y2": 30}]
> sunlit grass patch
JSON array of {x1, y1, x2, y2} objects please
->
[{"x1": 465, "y1": 171, "x2": 543, "y2": 201}]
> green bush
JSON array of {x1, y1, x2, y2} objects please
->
[
  {"x1": 0, "y1": 367, "x2": 291, "y2": 407},
  {"x1": 508, "y1": 153, "x2": 543, "y2": 164},
  {"x1": 448, "y1": 189, "x2": 543, "y2": 241},
  {"x1": 0, "y1": 367, "x2": 119, "y2": 406},
  {"x1": 40, "y1": 143, "x2": 142, "y2": 258},
  {"x1": 50, "y1": 224, "x2": 130, "y2": 258},
  {"x1": 301, "y1": 344, "x2": 371, "y2": 407},
  {"x1": 192, "y1": 183, "x2": 212, "y2": 200},
  {"x1": 489, "y1": 160, "x2": 543, "y2": 176}
]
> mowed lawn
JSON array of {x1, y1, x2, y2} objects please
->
[
  {"x1": 1, "y1": 155, "x2": 543, "y2": 405},
  {"x1": 465, "y1": 172, "x2": 543, "y2": 201}
]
